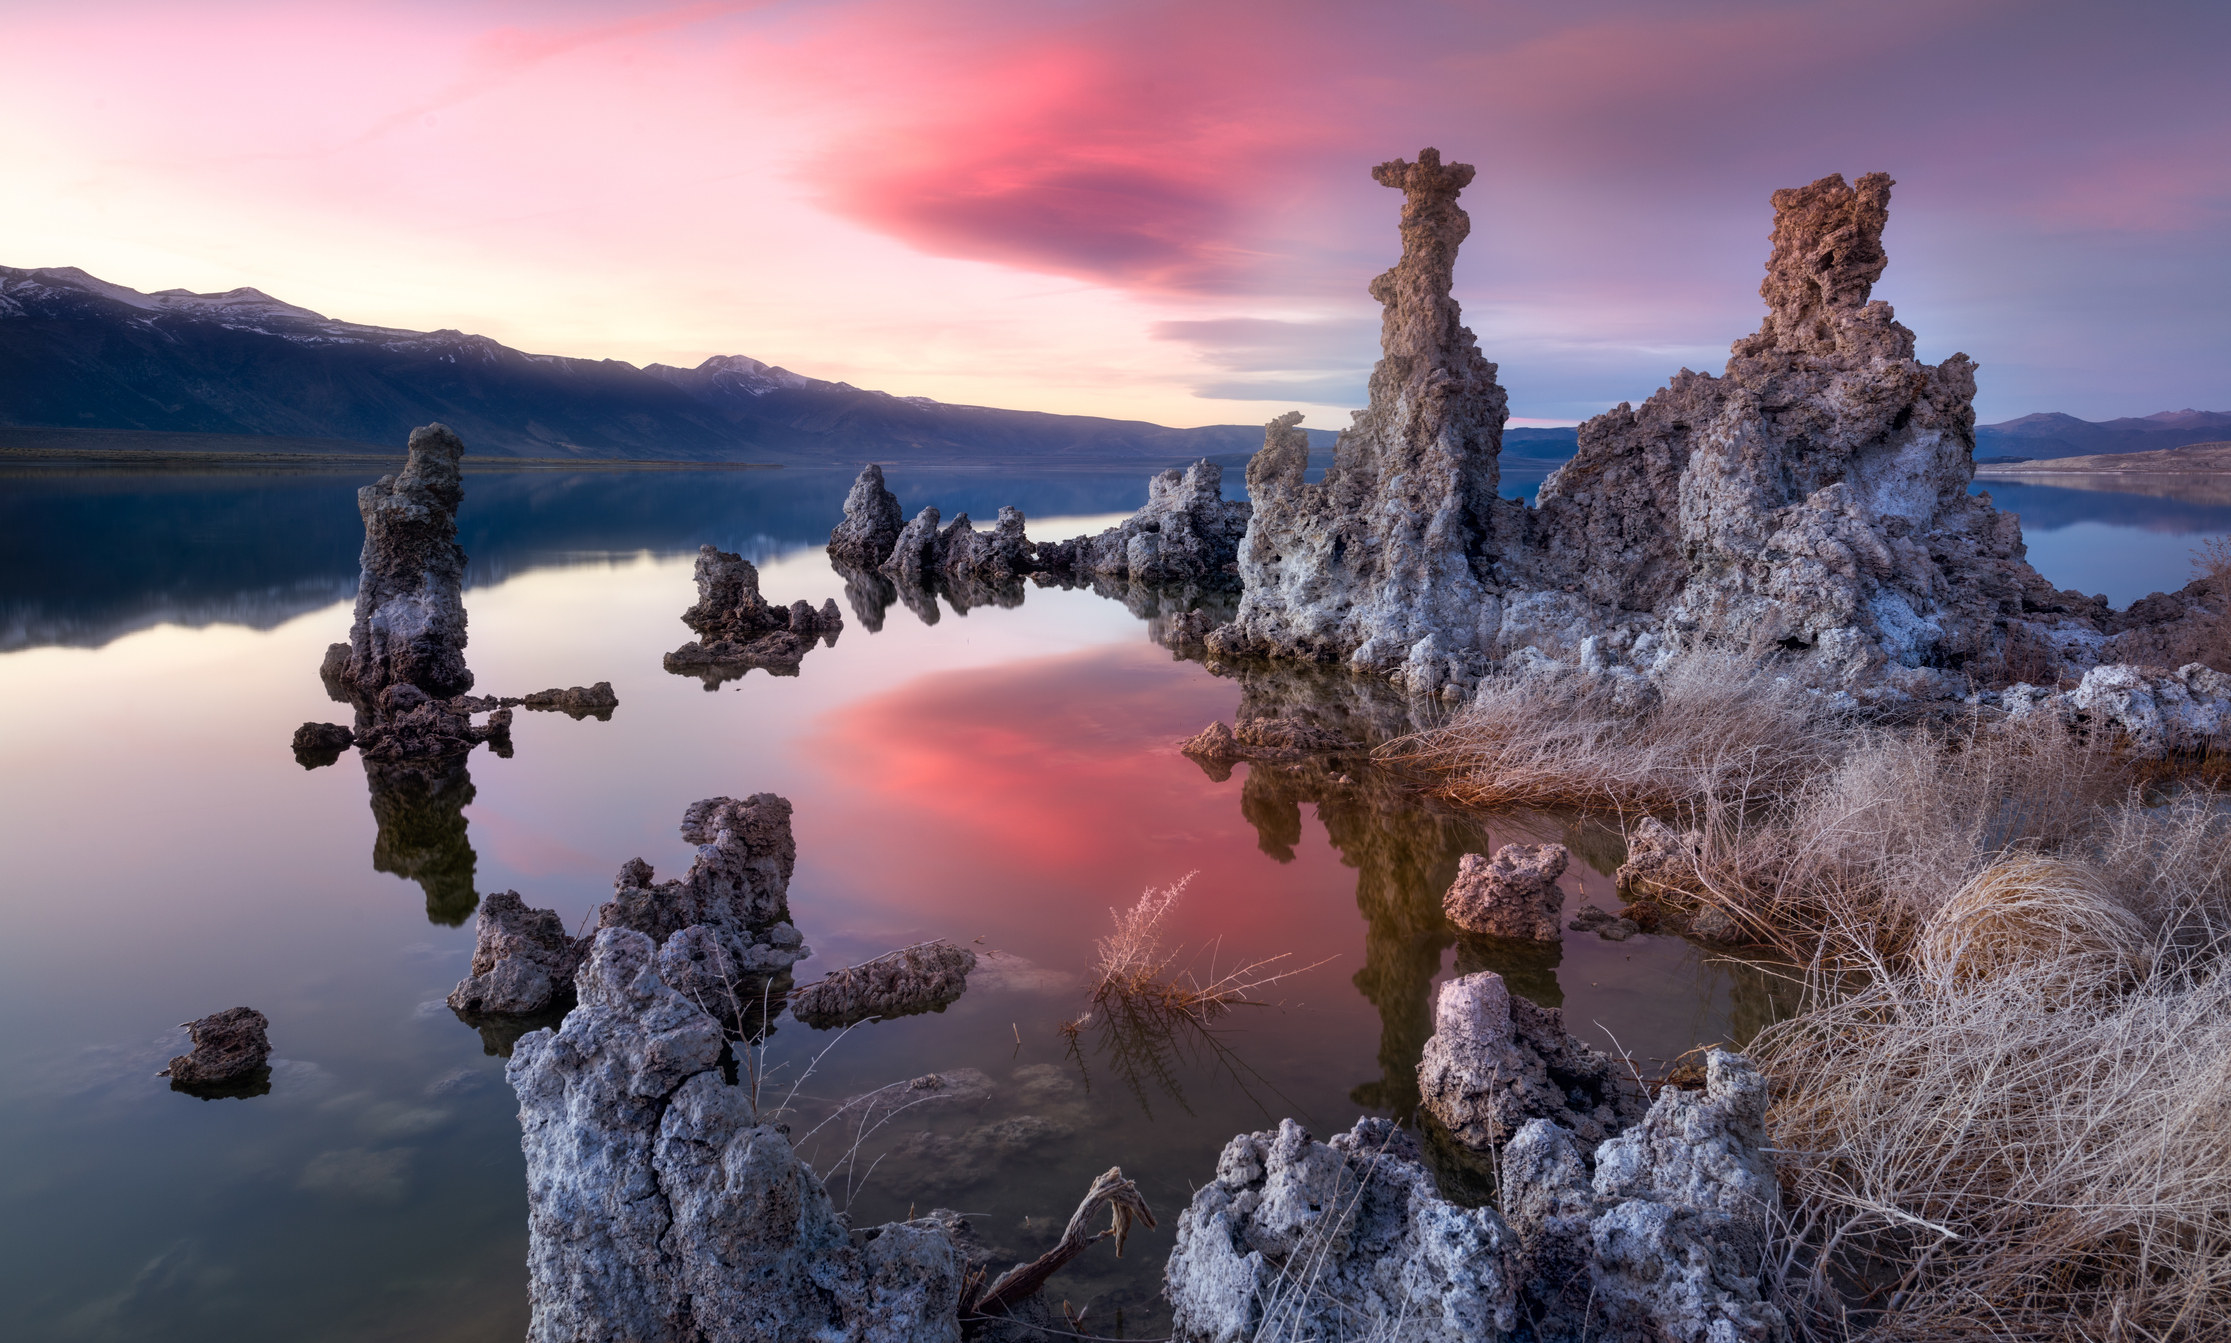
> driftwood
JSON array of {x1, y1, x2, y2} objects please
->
[{"x1": 965, "y1": 1166, "x2": 1157, "y2": 1318}]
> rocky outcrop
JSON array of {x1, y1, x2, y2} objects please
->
[
  {"x1": 516, "y1": 682, "x2": 618, "y2": 719},
  {"x1": 1995, "y1": 661, "x2": 2231, "y2": 756},
  {"x1": 326, "y1": 423, "x2": 474, "y2": 699},
  {"x1": 1175, "y1": 715, "x2": 1352, "y2": 782},
  {"x1": 664, "y1": 545, "x2": 842, "y2": 684},
  {"x1": 1209, "y1": 149, "x2": 1510, "y2": 694},
  {"x1": 1167, "y1": 1052, "x2": 1784, "y2": 1343},
  {"x1": 1504, "y1": 1051, "x2": 1786, "y2": 1343},
  {"x1": 353, "y1": 683, "x2": 511, "y2": 761},
  {"x1": 162, "y1": 1006, "x2": 272, "y2": 1094},
  {"x1": 1036, "y1": 461, "x2": 1252, "y2": 586},
  {"x1": 788, "y1": 941, "x2": 977, "y2": 1029},
  {"x1": 448, "y1": 891, "x2": 586, "y2": 1017},
  {"x1": 1165, "y1": 1117, "x2": 1520, "y2": 1343},
  {"x1": 827, "y1": 464, "x2": 906, "y2": 567},
  {"x1": 509, "y1": 928, "x2": 964, "y2": 1343},
  {"x1": 1417, "y1": 971, "x2": 1646, "y2": 1152},
  {"x1": 1443, "y1": 843, "x2": 1568, "y2": 942},
  {"x1": 595, "y1": 795, "x2": 811, "y2": 1029}
]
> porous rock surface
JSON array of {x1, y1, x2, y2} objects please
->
[
  {"x1": 2001, "y1": 662, "x2": 2231, "y2": 756},
  {"x1": 1037, "y1": 460, "x2": 1252, "y2": 586},
  {"x1": 291, "y1": 720, "x2": 354, "y2": 768},
  {"x1": 1210, "y1": 148, "x2": 1509, "y2": 693},
  {"x1": 448, "y1": 891, "x2": 585, "y2": 1017},
  {"x1": 1443, "y1": 843, "x2": 1569, "y2": 942},
  {"x1": 595, "y1": 795, "x2": 811, "y2": 1026},
  {"x1": 664, "y1": 545, "x2": 842, "y2": 682},
  {"x1": 1164, "y1": 1116, "x2": 1520, "y2": 1343},
  {"x1": 508, "y1": 927, "x2": 963, "y2": 1343},
  {"x1": 162, "y1": 1006, "x2": 272, "y2": 1087},
  {"x1": 827, "y1": 463, "x2": 906, "y2": 567},
  {"x1": 517, "y1": 682, "x2": 618, "y2": 719},
  {"x1": 789, "y1": 941, "x2": 977, "y2": 1030},
  {"x1": 1168, "y1": 1052, "x2": 1785, "y2": 1343},
  {"x1": 327, "y1": 423, "x2": 474, "y2": 699},
  {"x1": 1417, "y1": 971, "x2": 1646, "y2": 1150}
]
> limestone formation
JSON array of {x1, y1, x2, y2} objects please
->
[
  {"x1": 827, "y1": 463, "x2": 906, "y2": 567},
  {"x1": 1037, "y1": 460, "x2": 1252, "y2": 586},
  {"x1": 1164, "y1": 1117, "x2": 1521, "y2": 1343},
  {"x1": 1443, "y1": 843, "x2": 1568, "y2": 942},
  {"x1": 353, "y1": 683, "x2": 510, "y2": 761},
  {"x1": 517, "y1": 682, "x2": 618, "y2": 720},
  {"x1": 328, "y1": 423, "x2": 474, "y2": 699},
  {"x1": 788, "y1": 941, "x2": 977, "y2": 1030},
  {"x1": 664, "y1": 545, "x2": 841, "y2": 684},
  {"x1": 162, "y1": 1006, "x2": 272, "y2": 1091},
  {"x1": 882, "y1": 505, "x2": 946, "y2": 585},
  {"x1": 2001, "y1": 662, "x2": 2231, "y2": 756},
  {"x1": 939, "y1": 506, "x2": 1034, "y2": 589},
  {"x1": 1210, "y1": 149, "x2": 1510, "y2": 694},
  {"x1": 448, "y1": 891, "x2": 585, "y2": 1017},
  {"x1": 508, "y1": 928, "x2": 963, "y2": 1343},
  {"x1": 1417, "y1": 971, "x2": 1646, "y2": 1152},
  {"x1": 595, "y1": 795, "x2": 811, "y2": 1029}
]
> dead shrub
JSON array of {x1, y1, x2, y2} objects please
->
[{"x1": 1915, "y1": 854, "x2": 2152, "y2": 986}]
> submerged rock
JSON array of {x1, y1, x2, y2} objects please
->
[
  {"x1": 664, "y1": 545, "x2": 841, "y2": 684},
  {"x1": 827, "y1": 463, "x2": 906, "y2": 567},
  {"x1": 788, "y1": 941, "x2": 977, "y2": 1030},
  {"x1": 1443, "y1": 843, "x2": 1569, "y2": 942},
  {"x1": 1212, "y1": 149, "x2": 1509, "y2": 692},
  {"x1": 517, "y1": 682, "x2": 618, "y2": 720},
  {"x1": 1164, "y1": 1116, "x2": 1521, "y2": 1343},
  {"x1": 1417, "y1": 971, "x2": 1646, "y2": 1153},
  {"x1": 327, "y1": 423, "x2": 474, "y2": 700},
  {"x1": 595, "y1": 795, "x2": 812, "y2": 1028},
  {"x1": 162, "y1": 1006, "x2": 272, "y2": 1093},
  {"x1": 448, "y1": 891, "x2": 585, "y2": 1017},
  {"x1": 509, "y1": 928, "x2": 963, "y2": 1343}
]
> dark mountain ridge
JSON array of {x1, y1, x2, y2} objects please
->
[
  {"x1": 0, "y1": 266, "x2": 1331, "y2": 464},
  {"x1": 1975, "y1": 409, "x2": 2231, "y2": 461}
]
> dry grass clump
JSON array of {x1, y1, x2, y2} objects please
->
[
  {"x1": 1380, "y1": 654, "x2": 1846, "y2": 812},
  {"x1": 1915, "y1": 854, "x2": 2153, "y2": 986}
]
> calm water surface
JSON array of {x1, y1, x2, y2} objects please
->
[{"x1": 0, "y1": 461, "x2": 2219, "y2": 1340}]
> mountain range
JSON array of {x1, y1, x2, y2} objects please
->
[{"x1": 1, "y1": 265, "x2": 2218, "y2": 466}]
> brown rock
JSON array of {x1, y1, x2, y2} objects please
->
[
  {"x1": 519, "y1": 682, "x2": 619, "y2": 720},
  {"x1": 163, "y1": 1006, "x2": 271, "y2": 1090},
  {"x1": 291, "y1": 721, "x2": 354, "y2": 768},
  {"x1": 1442, "y1": 843, "x2": 1570, "y2": 942}
]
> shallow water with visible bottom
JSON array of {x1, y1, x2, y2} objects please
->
[{"x1": 0, "y1": 461, "x2": 2218, "y2": 1340}]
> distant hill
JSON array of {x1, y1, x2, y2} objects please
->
[
  {"x1": 1976, "y1": 409, "x2": 2231, "y2": 461},
  {"x1": 0, "y1": 266, "x2": 1334, "y2": 465},
  {"x1": 1975, "y1": 440, "x2": 2231, "y2": 475}
]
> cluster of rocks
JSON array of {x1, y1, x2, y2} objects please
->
[
  {"x1": 161, "y1": 1006, "x2": 273, "y2": 1099},
  {"x1": 821, "y1": 458, "x2": 1252, "y2": 631},
  {"x1": 1188, "y1": 150, "x2": 2228, "y2": 754},
  {"x1": 1164, "y1": 971, "x2": 1785, "y2": 1342},
  {"x1": 448, "y1": 794, "x2": 813, "y2": 1034},
  {"x1": 664, "y1": 545, "x2": 843, "y2": 685}
]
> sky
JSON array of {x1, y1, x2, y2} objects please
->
[{"x1": 3, "y1": 0, "x2": 2225, "y2": 428}]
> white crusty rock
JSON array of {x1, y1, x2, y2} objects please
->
[
  {"x1": 596, "y1": 795, "x2": 811, "y2": 1026},
  {"x1": 1417, "y1": 971, "x2": 1646, "y2": 1151},
  {"x1": 1211, "y1": 148, "x2": 1509, "y2": 693},
  {"x1": 448, "y1": 890, "x2": 584, "y2": 1017},
  {"x1": 1442, "y1": 843, "x2": 1568, "y2": 942},
  {"x1": 2057, "y1": 662, "x2": 2231, "y2": 756},
  {"x1": 327, "y1": 423, "x2": 474, "y2": 699},
  {"x1": 827, "y1": 463, "x2": 906, "y2": 567},
  {"x1": 508, "y1": 928, "x2": 963, "y2": 1343},
  {"x1": 1164, "y1": 1117, "x2": 1520, "y2": 1343},
  {"x1": 1040, "y1": 460, "x2": 1253, "y2": 586}
]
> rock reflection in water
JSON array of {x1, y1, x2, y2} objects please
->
[{"x1": 364, "y1": 754, "x2": 480, "y2": 926}]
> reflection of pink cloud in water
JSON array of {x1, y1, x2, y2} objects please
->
[
  {"x1": 464, "y1": 803, "x2": 611, "y2": 881},
  {"x1": 790, "y1": 643, "x2": 1364, "y2": 973}
]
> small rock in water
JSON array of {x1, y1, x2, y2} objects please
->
[
  {"x1": 518, "y1": 682, "x2": 619, "y2": 720},
  {"x1": 1597, "y1": 917, "x2": 1641, "y2": 942},
  {"x1": 162, "y1": 1006, "x2": 272, "y2": 1096},
  {"x1": 291, "y1": 721, "x2": 354, "y2": 768},
  {"x1": 789, "y1": 941, "x2": 977, "y2": 1030},
  {"x1": 1443, "y1": 843, "x2": 1569, "y2": 942}
]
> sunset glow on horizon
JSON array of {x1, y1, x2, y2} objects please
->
[{"x1": 5, "y1": 0, "x2": 2225, "y2": 427}]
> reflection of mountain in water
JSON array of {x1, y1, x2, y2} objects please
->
[
  {"x1": 0, "y1": 466, "x2": 1165, "y2": 652},
  {"x1": 1971, "y1": 477, "x2": 2231, "y2": 534},
  {"x1": 364, "y1": 754, "x2": 480, "y2": 926}
]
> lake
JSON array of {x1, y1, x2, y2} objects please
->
[{"x1": 0, "y1": 459, "x2": 2222, "y2": 1340}]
